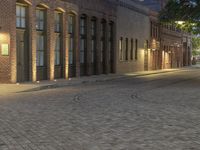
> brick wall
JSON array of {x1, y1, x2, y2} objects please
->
[
  {"x1": 0, "y1": 0, "x2": 116, "y2": 83},
  {"x1": 0, "y1": 0, "x2": 16, "y2": 83}
]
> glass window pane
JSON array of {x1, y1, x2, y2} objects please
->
[
  {"x1": 16, "y1": 5, "x2": 26, "y2": 28},
  {"x1": 21, "y1": 18, "x2": 26, "y2": 28},
  {"x1": 69, "y1": 37, "x2": 74, "y2": 65},
  {"x1": 36, "y1": 10, "x2": 40, "y2": 19},
  {"x1": 40, "y1": 36, "x2": 44, "y2": 49},
  {"x1": 36, "y1": 35, "x2": 45, "y2": 66},
  {"x1": 40, "y1": 11, "x2": 44, "y2": 20},
  {"x1": 69, "y1": 52, "x2": 73, "y2": 65},
  {"x1": 80, "y1": 39, "x2": 85, "y2": 51},
  {"x1": 39, "y1": 21, "x2": 44, "y2": 30},
  {"x1": 57, "y1": 52, "x2": 59, "y2": 64},
  {"x1": 21, "y1": 7, "x2": 26, "y2": 17},
  {"x1": 16, "y1": 6, "x2": 20, "y2": 17},
  {"x1": 55, "y1": 12, "x2": 61, "y2": 32},
  {"x1": 70, "y1": 38, "x2": 73, "y2": 51},
  {"x1": 16, "y1": 18, "x2": 20, "y2": 27},
  {"x1": 36, "y1": 52, "x2": 40, "y2": 66},
  {"x1": 55, "y1": 51, "x2": 60, "y2": 65},
  {"x1": 68, "y1": 15, "x2": 74, "y2": 33},
  {"x1": 40, "y1": 51, "x2": 44, "y2": 66},
  {"x1": 36, "y1": 9, "x2": 45, "y2": 30},
  {"x1": 55, "y1": 36, "x2": 61, "y2": 65}
]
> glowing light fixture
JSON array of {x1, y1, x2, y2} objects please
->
[{"x1": 175, "y1": 21, "x2": 185, "y2": 25}]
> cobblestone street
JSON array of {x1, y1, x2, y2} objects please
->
[{"x1": 1, "y1": 68, "x2": 200, "y2": 150}]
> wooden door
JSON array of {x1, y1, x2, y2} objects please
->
[{"x1": 17, "y1": 30, "x2": 29, "y2": 82}]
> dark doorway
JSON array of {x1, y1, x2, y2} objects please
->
[
  {"x1": 17, "y1": 30, "x2": 29, "y2": 82},
  {"x1": 144, "y1": 40, "x2": 149, "y2": 71}
]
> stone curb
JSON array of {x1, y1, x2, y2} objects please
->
[{"x1": 21, "y1": 69, "x2": 181, "y2": 93}]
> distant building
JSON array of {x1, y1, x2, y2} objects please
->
[{"x1": 138, "y1": 0, "x2": 192, "y2": 69}]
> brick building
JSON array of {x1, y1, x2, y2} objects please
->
[
  {"x1": 0, "y1": 0, "x2": 116, "y2": 83},
  {"x1": 0, "y1": 0, "x2": 192, "y2": 83},
  {"x1": 140, "y1": 0, "x2": 192, "y2": 70}
]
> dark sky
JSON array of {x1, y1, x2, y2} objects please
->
[{"x1": 132, "y1": 0, "x2": 162, "y2": 12}]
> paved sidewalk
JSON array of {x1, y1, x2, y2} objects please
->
[{"x1": 0, "y1": 69, "x2": 181, "y2": 95}]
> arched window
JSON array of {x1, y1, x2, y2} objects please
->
[{"x1": 36, "y1": 7, "x2": 46, "y2": 67}]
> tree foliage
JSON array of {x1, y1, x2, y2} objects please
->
[
  {"x1": 192, "y1": 37, "x2": 200, "y2": 55},
  {"x1": 159, "y1": 0, "x2": 200, "y2": 34}
]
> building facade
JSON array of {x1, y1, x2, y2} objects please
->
[
  {"x1": 143, "y1": 0, "x2": 192, "y2": 70},
  {"x1": 0, "y1": 0, "x2": 116, "y2": 83},
  {"x1": 116, "y1": 0, "x2": 151, "y2": 73},
  {"x1": 0, "y1": 0, "x2": 192, "y2": 83}
]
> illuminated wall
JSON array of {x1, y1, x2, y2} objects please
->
[
  {"x1": 0, "y1": 0, "x2": 16, "y2": 83},
  {"x1": 116, "y1": 0, "x2": 150, "y2": 73}
]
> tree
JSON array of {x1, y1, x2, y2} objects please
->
[
  {"x1": 159, "y1": 0, "x2": 200, "y2": 34},
  {"x1": 192, "y1": 37, "x2": 200, "y2": 56}
]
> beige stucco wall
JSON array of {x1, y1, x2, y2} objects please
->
[{"x1": 116, "y1": 1, "x2": 150, "y2": 74}]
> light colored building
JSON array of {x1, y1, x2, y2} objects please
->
[{"x1": 116, "y1": 0, "x2": 151, "y2": 74}]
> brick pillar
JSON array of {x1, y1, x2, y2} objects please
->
[
  {"x1": 86, "y1": 15, "x2": 92, "y2": 76},
  {"x1": 27, "y1": 5, "x2": 32, "y2": 81},
  {"x1": 63, "y1": 12, "x2": 69, "y2": 79},
  {"x1": 47, "y1": 8, "x2": 55, "y2": 81},
  {"x1": 75, "y1": 14, "x2": 80, "y2": 77},
  {"x1": 31, "y1": 5, "x2": 37, "y2": 82},
  {"x1": 10, "y1": 2, "x2": 17, "y2": 83}
]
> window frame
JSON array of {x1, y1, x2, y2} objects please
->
[
  {"x1": 80, "y1": 15, "x2": 87, "y2": 64},
  {"x1": 36, "y1": 33, "x2": 45, "y2": 67},
  {"x1": 16, "y1": 3, "x2": 27, "y2": 29},
  {"x1": 54, "y1": 11, "x2": 62, "y2": 33},
  {"x1": 68, "y1": 14, "x2": 75, "y2": 65},
  {"x1": 36, "y1": 8, "x2": 45, "y2": 31},
  {"x1": 130, "y1": 38, "x2": 134, "y2": 60},
  {"x1": 119, "y1": 37, "x2": 123, "y2": 61},
  {"x1": 135, "y1": 39, "x2": 138, "y2": 60},
  {"x1": 125, "y1": 38, "x2": 129, "y2": 61}
]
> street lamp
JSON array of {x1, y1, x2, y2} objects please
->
[{"x1": 175, "y1": 21, "x2": 185, "y2": 25}]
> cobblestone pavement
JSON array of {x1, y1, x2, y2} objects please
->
[{"x1": 1, "y1": 68, "x2": 200, "y2": 150}]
